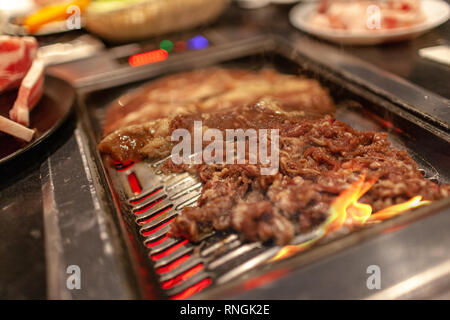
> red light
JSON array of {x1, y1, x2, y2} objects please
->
[
  {"x1": 161, "y1": 264, "x2": 203, "y2": 289},
  {"x1": 138, "y1": 205, "x2": 173, "y2": 225},
  {"x1": 127, "y1": 173, "x2": 142, "y2": 194},
  {"x1": 146, "y1": 235, "x2": 169, "y2": 248},
  {"x1": 156, "y1": 254, "x2": 191, "y2": 274},
  {"x1": 114, "y1": 161, "x2": 134, "y2": 171},
  {"x1": 169, "y1": 278, "x2": 212, "y2": 300},
  {"x1": 129, "y1": 49, "x2": 168, "y2": 67},
  {"x1": 174, "y1": 41, "x2": 187, "y2": 52},
  {"x1": 142, "y1": 217, "x2": 176, "y2": 236},
  {"x1": 151, "y1": 239, "x2": 189, "y2": 261},
  {"x1": 130, "y1": 187, "x2": 163, "y2": 205},
  {"x1": 134, "y1": 197, "x2": 165, "y2": 215}
]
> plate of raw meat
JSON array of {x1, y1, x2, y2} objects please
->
[
  {"x1": 289, "y1": 0, "x2": 449, "y2": 45},
  {"x1": 0, "y1": 35, "x2": 74, "y2": 165}
]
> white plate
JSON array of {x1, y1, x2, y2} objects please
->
[{"x1": 289, "y1": 0, "x2": 450, "y2": 45}]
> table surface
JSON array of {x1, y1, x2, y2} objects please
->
[{"x1": 0, "y1": 2, "x2": 449, "y2": 299}]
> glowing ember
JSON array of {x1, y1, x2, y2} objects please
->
[{"x1": 270, "y1": 172, "x2": 431, "y2": 262}]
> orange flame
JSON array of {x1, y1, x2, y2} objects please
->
[{"x1": 270, "y1": 173, "x2": 430, "y2": 262}]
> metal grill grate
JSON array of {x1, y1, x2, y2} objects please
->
[
  {"x1": 109, "y1": 152, "x2": 442, "y2": 299},
  {"x1": 80, "y1": 37, "x2": 450, "y2": 299},
  {"x1": 108, "y1": 156, "x2": 325, "y2": 299}
]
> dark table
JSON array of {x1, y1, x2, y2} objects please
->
[{"x1": 0, "y1": 2, "x2": 449, "y2": 299}]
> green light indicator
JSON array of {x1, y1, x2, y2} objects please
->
[{"x1": 159, "y1": 40, "x2": 174, "y2": 53}]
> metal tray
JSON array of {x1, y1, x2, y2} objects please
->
[{"x1": 76, "y1": 35, "x2": 450, "y2": 299}]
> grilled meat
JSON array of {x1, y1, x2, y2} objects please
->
[
  {"x1": 163, "y1": 107, "x2": 449, "y2": 244},
  {"x1": 102, "y1": 68, "x2": 335, "y2": 135},
  {"x1": 98, "y1": 68, "x2": 449, "y2": 245}
]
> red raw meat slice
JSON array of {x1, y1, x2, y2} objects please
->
[
  {"x1": 9, "y1": 59, "x2": 45, "y2": 127},
  {"x1": 0, "y1": 36, "x2": 38, "y2": 93}
]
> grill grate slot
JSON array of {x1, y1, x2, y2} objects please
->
[
  {"x1": 142, "y1": 217, "x2": 177, "y2": 236},
  {"x1": 161, "y1": 263, "x2": 204, "y2": 289},
  {"x1": 159, "y1": 258, "x2": 204, "y2": 283},
  {"x1": 149, "y1": 237, "x2": 180, "y2": 254},
  {"x1": 152, "y1": 239, "x2": 190, "y2": 260},
  {"x1": 168, "y1": 278, "x2": 212, "y2": 300},
  {"x1": 133, "y1": 196, "x2": 167, "y2": 215},
  {"x1": 127, "y1": 172, "x2": 142, "y2": 194},
  {"x1": 156, "y1": 254, "x2": 192, "y2": 274},
  {"x1": 153, "y1": 244, "x2": 194, "y2": 269},
  {"x1": 130, "y1": 187, "x2": 163, "y2": 205},
  {"x1": 165, "y1": 272, "x2": 210, "y2": 297},
  {"x1": 145, "y1": 234, "x2": 170, "y2": 248},
  {"x1": 115, "y1": 161, "x2": 134, "y2": 171},
  {"x1": 136, "y1": 205, "x2": 173, "y2": 225}
]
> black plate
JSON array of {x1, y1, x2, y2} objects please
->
[{"x1": 0, "y1": 75, "x2": 75, "y2": 166}]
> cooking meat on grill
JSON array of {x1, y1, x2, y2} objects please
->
[
  {"x1": 98, "y1": 94, "x2": 331, "y2": 162},
  {"x1": 99, "y1": 68, "x2": 335, "y2": 162},
  {"x1": 162, "y1": 106, "x2": 449, "y2": 244},
  {"x1": 102, "y1": 68, "x2": 335, "y2": 135},
  {"x1": 98, "y1": 68, "x2": 449, "y2": 245}
]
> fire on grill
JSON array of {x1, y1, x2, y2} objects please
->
[
  {"x1": 270, "y1": 172, "x2": 431, "y2": 261},
  {"x1": 95, "y1": 67, "x2": 449, "y2": 299}
]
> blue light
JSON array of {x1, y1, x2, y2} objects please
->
[{"x1": 188, "y1": 35, "x2": 209, "y2": 50}]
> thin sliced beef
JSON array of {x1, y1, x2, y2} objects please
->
[
  {"x1": 162, "y1": 112, "x2": 449, "y2": 244},
  {"x1": 98, "y1": 71, "x2": 449, "y2": 245},
  {"x1": 102, "y1": 68, "x2": 334, "y2": 135}
]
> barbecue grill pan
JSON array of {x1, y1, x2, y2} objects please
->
[
  {"x1": 0, "y1": 75, "x2": 75, "y2": 166},
  {"x1": 76, "y1": 35, "x2": 450, "y2": 299}
]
